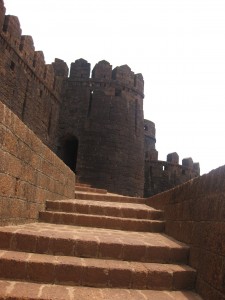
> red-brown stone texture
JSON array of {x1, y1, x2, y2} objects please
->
[
  {"x1": 144, "y1": 120, "x2": 200, "y2": 197},
  {"x1": 147, "y1": 165, "x2": 225, "y2": 300},
  {"x1": 57, "y1": 59, "x2": 145, "y2": 197},
  {"x1": 0, "y1": 101, "x2": 75, "y2": 225},
  {"x1": 0, "y1": 0, "x2": 68, "y2": 151},
  {"x1": 0, "y1": 0, "x2": 200, "y2": 197}
]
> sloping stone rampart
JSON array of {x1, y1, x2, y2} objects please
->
[{"x1": 0, "y1": 101, "x2": 75, "y2": 225}]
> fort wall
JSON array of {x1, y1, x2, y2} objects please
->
[
  {"x1": 0, "y1": 0, "x2": 200, "y2": 198},
  {"x1": 57, "y1": 59, "x2": 145, "y2": 197},
  {"x1": 0, "y1": 101, "x2": 75, "y2": 225},
  {"x1": 147, "y1": 165, "x2": 225, "y2": 300},
  {"x1": 144, "y1": 157, "x2": 200, "y2": 196},
  {"x1": 144, "y1": 120, "x2": 200, "y2": 197},
  {"x1": 0, "y1": 0, "x2": 68, "y2": 151}
]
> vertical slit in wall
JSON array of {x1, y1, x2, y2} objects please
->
[
  {"x1": 87, "y1": 90, "x2": 93, "y2": 117},
  {"x1": 22, "y1": 80, "x2": 29, "y2": 121},
  {"x1": 135, "y1": 99, "x2": 138, "y2": 132}
]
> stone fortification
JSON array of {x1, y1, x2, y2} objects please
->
[
  {"x1": 0, "y1": 101, "x2": 75, "y2": 225},
  {"x1": 0, "y1": 0, "x2": 200, "y2": 197},
  {"x1": 144, "y1": 120, "x2": 200, "y2": 197},
  {"x1": 147, "y1": 165, "x2": 225, "y2": 300},
  {"x1": 0, "y1": 0, "x2": 68, "y2": 151},
  {"x1": 57, "y1": 59, "x2": 145, "y2": 197}
]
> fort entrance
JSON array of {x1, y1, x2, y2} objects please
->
[{"x1": 59, "y1": 136, "x2": 79, "y2": 172}]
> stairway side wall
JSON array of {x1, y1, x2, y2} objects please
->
[
  {"x1": 147, "y1": 166, "x2": 225, "y2": 300},
  {"x1": 0, "y1": 101, "x2": 75, "y2": 226}
]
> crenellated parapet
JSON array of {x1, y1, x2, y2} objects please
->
[
  {"x1": 144, "y1": 152, "x2": 200, "y2": 197},
  {"x1": 0, "y1": 0, "x2": 68, "y2": 151},
  {"x1": 144, "y1": 118, "x2": 200, "y2": 197},
  {"x1": 0, "y1": 1, "x2": 67, "y2": 98},
  {"x1": 58, "y1": 58, "x2": 145, "y2": 197},
  {"x1": 0, "y1": 0, "x2": 201, "y2": 199},
  {"x1": 144, "y1": 156, "x2": 200, "y2": 197},
  {"x1": 68, "y1": 58, "x2": 144, "y2": 98}
]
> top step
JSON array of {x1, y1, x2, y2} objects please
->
[
  {"x1": 75, "y1": 183, "x2": 91, "y2": 188},
  {"x1": 75, "y1": 191, "x2": 146, "y2": 204},
  {"x1": 75, "y1": 185, "x2": 108, "y2": 194}
]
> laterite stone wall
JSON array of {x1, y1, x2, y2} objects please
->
[
  {"x1": 0, "y1": 101, "x2": 75, "y2": 225},
  {"x1": 147, "y1": 166, "x2": 225, "y2": 300}
]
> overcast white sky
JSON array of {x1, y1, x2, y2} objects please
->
[{"x1": 4, "y1": 0, "x2": 225, "y2": 175}]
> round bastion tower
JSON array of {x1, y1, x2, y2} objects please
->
[{"x1": 56, "y1": 59, "x2": 145, "y2": 197}]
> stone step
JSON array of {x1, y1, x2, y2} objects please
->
[
  {"x1": 39, "y1": 211, "x2": 165, "y2": 232},
  {"x1": 0, "y1": 250, "x2": 196, "y2": 290},
  {"x1": 75, "y1": 185, "x2": 108, "y2": 194},
  {"x1": 75, "y1": 191, "x2": 146, "y2": 204},
  {"x1": 46, "y1": 199, "x2": 164, "y2": 220},
  {"x1": 0, "y1": 280, "x2": 203, "y2": 300},
  {"x1": 0, "y1": 223, "x2": 189, "y2": 264},
  {"x1": 75, "y1": 182, "x2": 91, "y2": 188}
]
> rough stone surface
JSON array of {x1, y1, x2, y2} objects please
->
[
  {"x1": 147, "y1": 165, "x2": 225, "y2": 300},
  {"x1": 144, "y1": 120, "x2": 200, "y2": 197},
  {"x1": 0, "y1": 1, "x2": 222, "y2": 299},
  {"x1": 0, "y1": 1, "x2": 68, "y2": 151},
  {"x1": 0, "y1": 280, "x2": 203, "y2": 300},
  {"x1": 0, "y1": 186, "x2": 202, "y2": 299},
  {"x1": 57, "y1": 60, "x2": 145, "y2": 197},
  {"x1": 0, "y1": 0, "x2": 200, "y2": 197},
  {"x1": 0, "y1": 101, "x2": 75, "y2": 225}
]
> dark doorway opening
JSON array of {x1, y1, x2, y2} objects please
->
[{"x1": 61, "y1": 137, "x2": 79, "y2": 172}]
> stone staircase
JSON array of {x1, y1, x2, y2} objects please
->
[{"x1": 0, "y1": 184, "x2": 202, "y2": 299}]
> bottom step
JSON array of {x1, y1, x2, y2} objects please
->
[{"x1": 0, "y1": 280, "x2": 203, "y2": 300}]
